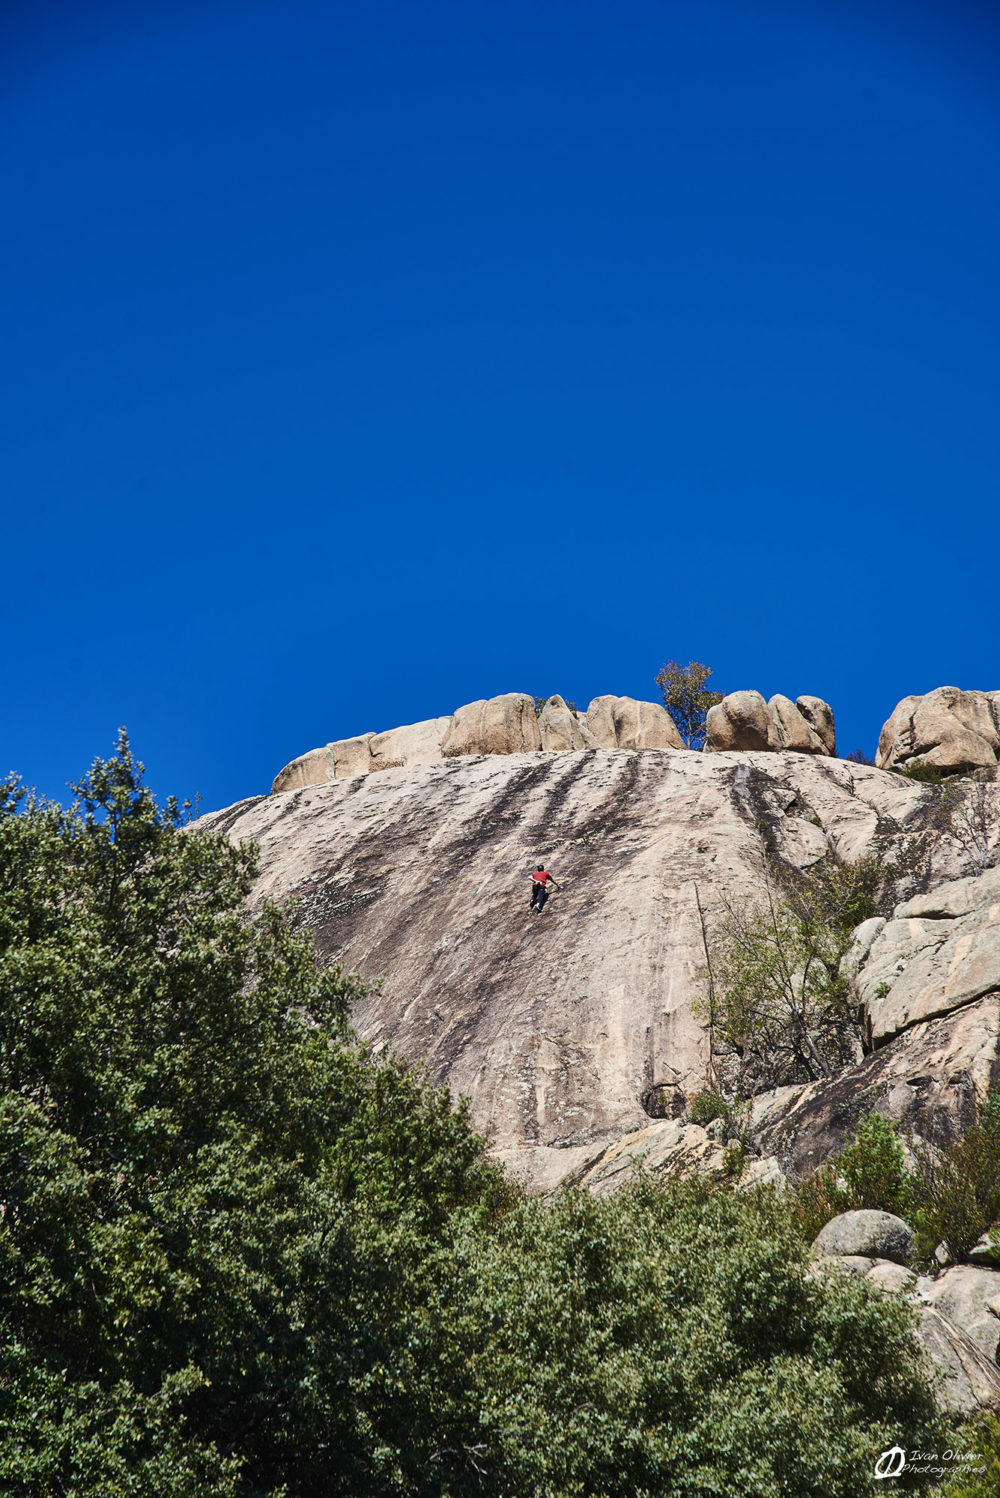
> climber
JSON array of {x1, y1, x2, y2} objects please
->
[{"x1": 528, "y1": 865, "x2": 559, "y2": 913}]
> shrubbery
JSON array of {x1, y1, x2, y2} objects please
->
[{"x1": 789, "y1": 1102, "x2": 1000, "y2": 1267}]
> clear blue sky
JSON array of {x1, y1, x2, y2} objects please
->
[{"x1": 3, "y1": 0, "x2": 998, "y2": 810}]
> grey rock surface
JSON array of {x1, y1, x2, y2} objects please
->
[
  {"x1": 812, "y1": 1210, "x2": 915, "y2": 1264},
  {"x1": 915, "y1": 1266, "x2": 1000, "y2": 1363},
  {"x1": 442, "y1": 693, "x2": 542, "y2": 758},
  {"x1": 853, "y1": 865, "x2": 1000, "y2": 1043},
  {"x1": 200, "y1": 748, "x2": 962, "y2": 1191},
  {"x1": 913, "y1": 1306, "x2": 1000, "y2": 1414},
  {"x1": 750, "y1": 996, "x2": 1000, "y2": 1179},
  {"x1": 585, "y1": 696, "x2": 685, "y2": 752},
  {"x1": 705, "y1": 690, "x2": 777, "y2": 752},
  {"x1": 796, "y1": 696, "x2": 837, "y2": 755},
  {"x1": 768, "y1": 694, "x2": 827, "y2": 754},
  {"x1": 537, "y1": 696, "x2": 600, "y2": 752}
]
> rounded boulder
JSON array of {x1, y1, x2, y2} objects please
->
[{"x1": 812, "y1": 1210, "x2": 915, "y2": 1266}]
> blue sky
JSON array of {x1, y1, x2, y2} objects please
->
[{"x1": 3, "y1": 0, "x2": 998, "y2": 810}]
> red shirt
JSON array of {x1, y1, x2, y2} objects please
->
[{"x1": 531, "y1": 870, "x2": 551, "y2": 885}]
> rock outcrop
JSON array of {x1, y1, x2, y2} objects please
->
[
  {"x1": 850, "y1": 865, "x2": 1000, "y2": 1045},
  {"x1": 270, "y1": 688, "x2": 837, "y2": 794},
  {"x1": 913, "y1": 1308, "x2": 1000, "y2": 1414},
  {"x1": 749, "y1": 995, "x2": 1000, "y2": 1178},
  {"x1": 705, "y1": 690, "x2": 835, "y2": 756},
  {"x1": 369, "y1": 715, "x2": 451, "y2": 772},
  {"x1": 915, "y1": 1265, "x2": 1000, "y2": 1364},
  {"x1": 585, "y1": 696, "x2": 685, "y2": 751},
  {"x1": 201, "y1": 747, "x2": 979, "y2": 1192},
  {"x1": 537, "y1": 696, "x2": 600, "y2": 752},
  {"x1": 442, "y1": 693, "x2": 542, "y2": 758},
  {"x1": 877, "y1": 687, "x2": 1000, "y2": 775}
]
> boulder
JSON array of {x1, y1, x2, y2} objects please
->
[
  {"x1": 271, "y1": 745, "x2": 336, "y2": 795},
  {"x1": 796, "y1": 696, "x2": 837, "y2": 756},
  {"x1": 913, "y1": 1306, "x2": 1000, "y2": 1414},
  {"x1": 369, "y1": 716, "x2": 450, "y2": 772},
  {"x1": 969, "y1": 1233, "x2": 1000, "y2": 1269},
  {"x1": 330, "y1": 733, "x2": 377, "y2": 779},
  {"x1": 915, "y1": 1266, "x2": 1000, "y2": 1362},
  {"x1": 767, "y1": 695, "x2": 828, "y2": 755},
  {"x1": 813, "y1": 1255, "x2": 917, "y2": 1295},
  {"x1": 442, "y1": 693, "x2": 541, "y2": 757},
  {"x1": 537, "y1": 696, "x2": 600, "y2": 752},
  {"x1": 812, "y1": 1210, "x2": 915, "y2": 1264},
  {"x1": 585, "y1": 696, "x2": 684, "y2": 751},
  {"x1": 853, "y1": 865, "x2": 1000, "y2": 1044},
  {"x1": 876, "y1": 687, "x2": 1000, "y2": 774},
  {"x1": 270, "y1": 733, "x2": 376, "y2": 793},
  {"x1": 705, "y1": 691, "x2": 777, "y2": 752}
]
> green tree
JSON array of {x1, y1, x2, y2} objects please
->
[
  {"x1": 464, "y1": 1178, "x2": 946, "y2": 1498},
  {"x1": 654, "y1": 659, "x2": 723, "y2": 748},
  {"x1": 0, "y1": 733, "x2": 508, "y2": 1496}
]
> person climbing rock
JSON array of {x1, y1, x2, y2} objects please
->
[{"x1": 528, "y1": 865, "x2": 559, "y2": 913}]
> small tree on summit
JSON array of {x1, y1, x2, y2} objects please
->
[{"x1": 655, "y1": 659, "x2": 722, "y2": 749}]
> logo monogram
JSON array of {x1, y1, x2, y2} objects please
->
[{"x1": 874, "y1": 1446, "x2": 907, "y2": 1479}]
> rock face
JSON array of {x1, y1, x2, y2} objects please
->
[
  {"x1": 912, "y1": 1307, "x2": 1000, "y2": 1414},
  {"x1": 537, "y1": 697, "x2": 600, "y2": 752},
  {"x1": 369, "y1": 716, "x2": 451, "y2": 772},
  {"x1": 200, "y1": 747, "x2": 969, "y2": 1192},
  {"x1": 706, "y1": 691, "x2": 835, "y2": 756},
  {"x1": 915, "y1": 1266, "x2": 1000, "y2": 1364},
  {"x1": 812, "y1": 1210, "x2": 915, "y2": 1264},
  {"x1": 877, "y1": 687, "x2": 1000, "y2": 774},
  {"x1": 442, "y1": 693, "x2": 542, "y2": 758},
  {"x1": 851, "y1": 866, "x2": 1000, "y2": 1045},
  {"x1": 750, "y1": 995, "x2": 1000, "y2": 1178},
  {"x1": 585, "y1": 696, "x2": 685, "y2": 752}
]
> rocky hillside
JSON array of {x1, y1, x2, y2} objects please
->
[{"x1": 199, "y1": 694, "x2": 998, "y2": 1194}]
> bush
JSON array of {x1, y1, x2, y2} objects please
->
[
  {"x1": 940, "y1": 1413, "x2": 1000, "y2": 1497},
  {"x1": 895, "y1": 761, "x2": 947, "y2": 784},
  {"x1": 0, "y1": 736, "x2": 511, "y2": 1496},
  {"x1": 791, "y1": 1112, "x2": 915, "y2": 1244},
  {"x1": 465, "y1": 1178, "x2": 946, "y2": 1498},
  {"x1": 911, "y1": 1092, "x2": 1000, "y2": 1262},
  {"x1": 688, "y1": 1089, "x2": 730, "y2": 1127}
]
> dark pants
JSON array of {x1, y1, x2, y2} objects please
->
[{"x1": 530, "y1": 882, "x2": 548, "y2": 911}]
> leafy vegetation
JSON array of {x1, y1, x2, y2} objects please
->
[
  {"x1": 940, "y1": 1414, "x2": 1000, "y2": 1498},
  {"x1": 0, "y1": 736, "x2": 508, "y2": 1496},
  {"x1": 910, "y1": 1092, "x2": 1000, "y2": 1262},
  {"x1": 789, "y1": 1100, "x2": 1000, "y2": 1269},
  {"x1": 654, "y1": 659, "x2": 723, "y2": 749},
  {"x1": 0, "y1": 737, "x2": 958, "y2": 1494},
  {"x1": 790, "y1": 1111, "x2": 915, "y2": 1244}
]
